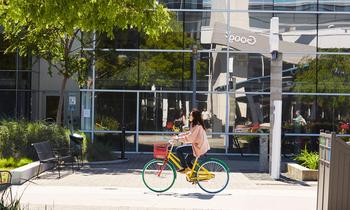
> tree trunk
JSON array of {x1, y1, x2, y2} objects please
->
[{"x1": 56, "y1": 76, "x2": 68, "y2": 125}]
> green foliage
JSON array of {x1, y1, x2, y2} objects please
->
[
  {"x1": 95, "y1": 116, "x2": 120, "y2": 131},
  {"x1": 0, "y1": 120, "x2": 70, "y2": 160},
  {"x1": 0, "y1": 0, "x2": 171, "y2": 123},
  {"x1": 294, "y1": 148, "x2": 319, "y2": 170},
  {"x1": 0, "y1": 157, "x2": 32, "y2": 170},
  {"x1": 86, "y1": 141, "x2": 114, "y2": 162},
  {"x1": 0, "y1": 0, "x2": 171, "y2": 79},
  {"x1": 293, "y1": 52, "x2": 350, "y2": 109}
]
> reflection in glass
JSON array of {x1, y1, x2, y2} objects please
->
[
  {"x1": 138, "y1": 133, "x2": 225, "y2": 153},
  {"x1": 282, "y1": 95, "x2": 350, "y2": 135},
  {"x1": 228, "y1": 135, "x2": 260, "y2": 154},
  {"x1": 318, "y1": 14, "x2": 350, "y2": 51},
  {"x1": 94, "y1": 133, "x2": 136, "y2": 152},
  {"x1": 95, "y1": 51, "x2": 138, "y2": 89},
  {"x1": 139, "y1": 92, "x2": 226, "y2": 133},
  {"x1": 94, "y1": 92, "x2": 136, "y2": 131},
  {"x1": 0, "y1": 91, "x2": 15, "y2": 119}
]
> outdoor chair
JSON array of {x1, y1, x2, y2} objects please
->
[
  {"x1": 0, "y1": 171, "x2": 12, "y2": 204},
  {"x1": 32, "y1": 141, "x2": 74, "y2": 178}
]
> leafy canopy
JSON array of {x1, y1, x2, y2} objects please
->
[{"x1": 0, "y1": 0, "x2": 171, "y2": 78}]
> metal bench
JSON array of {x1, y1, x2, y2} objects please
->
[{"x1": 32, "y1": 141, "x2": 73, "y2": 178}]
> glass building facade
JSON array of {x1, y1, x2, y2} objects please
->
[
  {"x1": 2, "y1": 0, "x2": 350, "y2": 155},
  {"x1": 0, "y1": 33, "x2": 32, "y2": 120}
]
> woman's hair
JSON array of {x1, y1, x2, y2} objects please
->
[{"x1": 191, "y1": 108, "x2": 206, "y2": 130}]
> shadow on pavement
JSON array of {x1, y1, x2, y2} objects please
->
[{"x1": 145, "y1": 192, "x2": 231, "y2": 200}]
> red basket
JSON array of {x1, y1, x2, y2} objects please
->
[{"x1": 153, "y1": 143, "x2": 169, "y2": 159}]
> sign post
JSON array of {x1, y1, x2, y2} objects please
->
[
  {"x1": 269, "y1": 17, "x2": 283, "y2": 179},
  {"x1": 68, "y1": 95, "x2": 77, "y2": 133}
]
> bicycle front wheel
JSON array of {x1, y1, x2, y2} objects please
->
[
  {"x1": 142, "y1": 159, "x2": 176, "y2": 193},
  {"x1": 197, "y1": 159, "x2": 229, "y2": 193}
]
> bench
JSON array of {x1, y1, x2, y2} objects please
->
[{"x1": 32, "y1": 141, "x2": 73, "y2": 178}]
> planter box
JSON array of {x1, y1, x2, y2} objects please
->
[
  {"x1": 11, "y1": 161, "x2": 52, "y2": 185},
  {"x1": 286, "y1": 163, "x2": 318, "y2": 181}
]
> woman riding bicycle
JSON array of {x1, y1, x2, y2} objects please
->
[{"x1": 173, "y1": 108, "x2": 210, "y2": 172}]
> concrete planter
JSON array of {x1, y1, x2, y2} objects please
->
[
  {"x1": 286, "y1": 163, "x2": 318, "y2": 181},
  {"x1": 11, "y1": 161, "x2": 52, "y2": 185}
]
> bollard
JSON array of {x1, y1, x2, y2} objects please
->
[{"x1": 120, "y1": 126, "x2": 126, "y2": 159}]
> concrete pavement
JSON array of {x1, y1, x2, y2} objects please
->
[
  {"x1": 10, "y1": 155, "x2": 317, "y2": 210},
  {"x1": 12, "y1": 185, "x2": 316, "y2": 210}
]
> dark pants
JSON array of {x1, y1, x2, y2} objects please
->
[{"x1": 176, "y1": 145, "x2": 194, "y2": 169}]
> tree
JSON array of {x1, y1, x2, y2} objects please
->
[{"x1": 0, "y1": 0, "x2": 171, "y2": 124}]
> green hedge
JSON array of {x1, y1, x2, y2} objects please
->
[{"x1": 0, "y1": 120, "x2": 88, "y2": 161}]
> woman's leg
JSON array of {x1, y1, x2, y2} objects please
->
[{"x1": 176, "y1": 145, "x2": 193, "y2": 169}]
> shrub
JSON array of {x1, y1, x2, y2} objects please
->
[
  {"x1": 0, "y1": 120, "x2": 70, "y2": 160},
  {"x1": 0, "y1": 158, "x2": 32, "y2": 170},
  {"x1": 16, "y1": 158, "x2": 33, "y2": 167},
  {"x1": 294, "y1": 147, "x2": 319, "y2": 170}
]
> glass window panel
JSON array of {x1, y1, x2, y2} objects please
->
[
  {"x1": 283, "y1": 54, "x2": 317, "y2": 93},
  {"x1": 0, "y1": 53, "x2": 16, "y2": 70},
  {"x1": 95, "y1": 51, "x2": 138, "y2": 89},
  {"x1": 0, "y1": 91, "x2": 15, "y2": 119},
  {"x1": 282, "y1": 95, "x2": 315, "y2": 134},
  {"x1": 140, "y1": 11, "x2": 184, "y2": 50},
  {"x1": 97, "y1": 29, "x2": 139, "y2": 49},
  {"x1": 138, "y1": 133, "x2": 170, "y2": 152},
  {"x1": 282, "y1": 135, "x2": 318, "y2": 155},
  {"x1": 94, "y1": 133, "x2": 136, "y2": 153},
  {"x1": 318, "y1": 14, "x2": 350, "y2": 52},
  {"x1": 281, "y1": 95, "x2": 350, "y2": 135},
  {"x1": 18, "y1": 72, "x2": 31, "y2": 89},
  {"x1": 0, "y1": 71, "x2": 16, "y2": 89},
  {"x1": 184, "y1": 51, "x2": 218, "y2": 91},
  {"x1": 228, "y1": 134, "x2": 261, "y2": 154},
  {"x1": 159, "y1": 0, "x2": 224, "y2": 9},
  {"x1": 139, "y1": 92, "x2": 227, "y2": 132},
  {"x1": 317, "y1": 54, "x2": 350, "y2": 93},
  {"x1": 94, "y1": 92, "x2": 137, "y2": 131},
  {"x1": 319, "y1": 0, "x2": 350, "y2": 11},
  {"x1": 139, "y1": 52, "x2": 190, "y2": 90},
  {"x1": 16, "y1": 91, "x2": 31, "y2": 119},
  {"x1": 274, "y1": 0, "x2": 317, "y2": 11},
  {"x1": 196, "y1": 92, "x2": 227, "y2": 133},
  {"x1": 138, "y1": 133, "x2": 225, "y2": 153},
  {"x1": 81, "y1": 91, "x2": 93, "y2": 131},
  {"x1": 231, "y1": 93, "x2": 270, "y2": 127},
  {"x1": 207, "y1": 134, "x2": 225, "y2": 153},
  {"x1": 249, "y1": 0, "x2": 273, "y2": 10}
]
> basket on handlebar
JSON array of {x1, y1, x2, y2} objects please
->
[{"x1": 153, "y1": 143, "x2": 169, "y2": 159}]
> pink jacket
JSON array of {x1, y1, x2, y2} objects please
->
[{"x1": 178, "y1": 125, "x2": 210, "y2": 157}]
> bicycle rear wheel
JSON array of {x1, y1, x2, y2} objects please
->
[
  {"x1": 142, "y1": 159, "x2": 176, "y2": 193},
  {"x1": 197, "y1": 159, "x2": 229, "y2": 193}
]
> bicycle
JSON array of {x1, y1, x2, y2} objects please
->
[{"x1": 142, "y1": 138, "x2": 230, "y2": 193}]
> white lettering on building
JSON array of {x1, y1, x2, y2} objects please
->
[{"x1": 225, "y1": 31, "x2": 257, "y2": 46}]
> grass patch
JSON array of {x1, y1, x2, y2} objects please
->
[
  {"x1": 294, "y1": 148, "x2": 319, "y2": 170},
  {"x1": 0, "y1": 158, "x2": 32, "y2": 170}
]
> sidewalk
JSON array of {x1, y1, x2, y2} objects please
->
[{"x1": 11, "y1": 154, "x2": 317, "y2": 210}]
